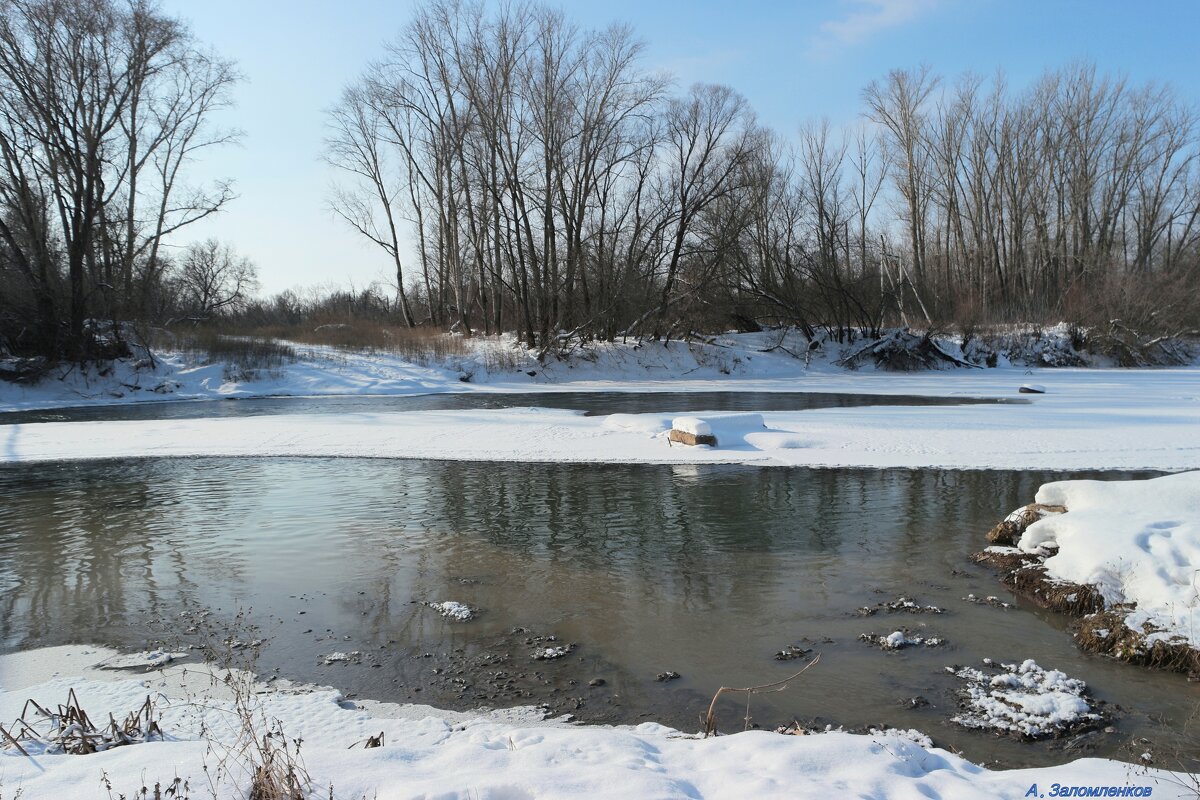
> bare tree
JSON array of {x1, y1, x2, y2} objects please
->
[
  {"x1": 173, "y1": 238, "x2": 257, "y2": 319},
  {"x1": 864, "y1": 65, "x2": 939, "y2": 281},
  {"x1": 0, "y1": 0, "x2": 238, "y2": 359}
]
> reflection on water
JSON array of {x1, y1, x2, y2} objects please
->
[
  {"x1": 0, "y1": 389, "x2": 1022, "y2": 425},
  {"x1": 0, "y1": 457, "x2": 1187, "y2": 767}
]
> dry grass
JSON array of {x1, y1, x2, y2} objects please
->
[
  {"x1": 1, "y1": 688, "x2": 163, "y2": 756},
  {"x1": 155, "y1": 328, "x2": 296, "y2": 382},
  {"x1": 246, "y1": 322, "x2": 470, "y2": 361},
  {"x1": 973, "y1": 548, "x2": 1105, "y2": 616},
  {"x1": 159, "y1": 321, "x2": 529, "y2": 375},
  {"x1": 971, "y1": 548, "x2": 1040, "y2": 572},
  {"x1": 985, "y1": 503, "x2": 1066, "y2": 546},
  {"x1": 1001, "y1": 565, "x2": 1106, "y2": 615},
  {"x1": 976, "y1": 506, "x2": 1200, "y2": 676},
  {"x1": 978, "y1": 548, "x2": 1200, "y2": 674},
  {"x1": 702, "y1": 654, "x2": 821, "y2": 737},
  {"x1": 1078, "y1": 610, "x2": 1200, "y2": 674},
  {"x1": 101, "y1": 773, "x2": 190, "y2": 800},
  {"x1": 0, "y1": 672, "x2": 198, "y2": 800}
]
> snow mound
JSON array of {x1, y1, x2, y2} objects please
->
[
  {"x1": 950, "y1": 659, "x2": 1104, "y2": 738},
  {"x1": 668, "y1": 413, "x2": 767, "y2": 445},
  {"x1": 1023, "y1": 471, "x2": 1200, "y2": 646},
  {"x1": 426, "y1": 601, "x2": 477, "y2": 621},
  {"x1": 859, "y1": 631, "x2": 943, "y2": 650},
  {"x1": 532, "y1": 644, "x2": 574, "y2": 661}
]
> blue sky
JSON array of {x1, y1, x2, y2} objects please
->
[{"x1": 160, "y1": 0, "x2": 1200, "y2": 296}]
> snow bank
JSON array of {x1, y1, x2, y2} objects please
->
[
  {"x1": 0, "y1": 650, "x2": 1188, "y2": 799},
  {"x1": 1021, "y1": 471, "x2": 1200, "y2": 647},
  {"x1": 671, "y1": 413, "x2": 765, "y2": 444},
  {"x1": 4, "y1": 374, "x2": 1200, "y2": 471},
  {"x1": 1, "y1": 327, "x2": 1194, "y2": 417}
]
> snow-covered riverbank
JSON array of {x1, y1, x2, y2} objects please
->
[
  {"x1": 3, "y1": 332, "x2": 1198, "y2": 471},
  {"x1": 1, "y1": 330, "x2": 1195, "y2": 414},
  {"x1": 0, "y1": 646, "x2": 1188, "y2": 799},
  {"x1": 974, "y1": 472, "x2": 1200, "y2": 671},
  {"x1": 2, "y1": 365, "x2": 1199, "y2": 470}
]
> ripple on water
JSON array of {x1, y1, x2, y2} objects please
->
[{"x1": 0, "y1": 456, "x2": 1182, "y2": 767}]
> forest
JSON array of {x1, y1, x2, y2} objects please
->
[{"x1": 2, "y1": 0, "x2": 1198, "y2": 364}]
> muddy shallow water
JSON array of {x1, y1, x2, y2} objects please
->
[{"x1": 0, "y1": 456, "x2": 1192, "y2": 768}]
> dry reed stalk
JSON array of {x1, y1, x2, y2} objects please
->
[{"x1": 702, "y1": 653, "x2": 821, "y2": 737}]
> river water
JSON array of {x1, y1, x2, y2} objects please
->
[
  {"x1": 0, "y1": 435, "x2": 1188, "y2": 768},
  {"x1": 0, "y1": 389, "x2": 1023, "y2": 425}
]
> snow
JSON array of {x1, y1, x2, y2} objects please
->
[
  {"x1": 4, "y1": 373, "x2": 1200, "y2": 471},
  {"x1": 0, "y1": 646, "x2": 1190, "y2": 799},
  {"x1": 532, "y1": 645, "x2": 574, "y2": 661},
  {"x1": 0, "y1": 330, "x2": 1193, "y2": 411},
  {"x1": 951, "y1": 659, "x2": 1102, "y2": 739},
  {"x1": 426, "y1": 601, "x2": 477, "y2": 621},
  {"x1": 672, "y1": 416, "x2": 713, "y2": 436},
  {"x1": 1019, "y1": 471, "x2": 1200, "y2": 647},
  {"x1": 859, "y1": 631, "x2": 943, "y2": 650},
  {"x1": 1, "y1": 333, "x2": 1199, "y2": 472},
  {"x1": 3, "y1": 334, "x2": 1199, "y2": 471},
  {"x1": 94, "y1": 650, "x2": 187, "y2": 670}
]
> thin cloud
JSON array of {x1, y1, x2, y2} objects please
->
[{"x1": 811, "y1": 0, "x2": 940, "y2": 58}]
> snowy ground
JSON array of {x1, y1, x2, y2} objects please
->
[
  {"x1": 4, "y1": 335, "x2": 1199, "y2": 795},
  {"x1": 2, "y1": 366, "x2": 1199, "y2": 470},
  {"x1": 0, "y1": 329, "x2": 1193, "y2": 412},
  {"x1": 0, "y1": 646, "x2": 1188, "y2": 799},
  {"x1": 1018, "y1": 471, "x2": 1200, "y2": 650},
  {"x1": 3, "y1": 333, "x2": 1198, "y2": 471}
]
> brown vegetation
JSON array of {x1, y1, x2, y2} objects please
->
[
  {"x1": 984, "y1": 503, "x2": 1066, "y2": 545},
  {"x1": 1, "y1": 688, "x2": 162, "y2": 756},
  {"x1": 975, "y1": 505, "x2": 1200, "y2": 675}
]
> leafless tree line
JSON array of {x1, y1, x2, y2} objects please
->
[
  {"x1": 865, "y1": 63, "x2": 1200, "y2": 325},
  {"x1": 0, "y1": 0, "x2": 240, "y2": 361},
  {"x1": 328, "y1": 1, "x2": 1200, "y2": 348}
]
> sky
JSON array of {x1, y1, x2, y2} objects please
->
[{"x1": 158, "y1": 0, "x2": 1200, "y2": 297}]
